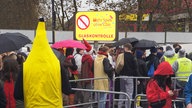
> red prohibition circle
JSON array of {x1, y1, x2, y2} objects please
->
[{"x1": 76, "y1": 15, "x2": 90, "y2": 30}]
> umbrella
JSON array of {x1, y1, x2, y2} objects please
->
[
  {"x1": 0, "y1": 32, "x2": 32, "y2": 54},
  {"x1": 52, "y1": 40, "x2": 87, "y2": 49},
  {"x1": 134, "y1": 39, "x2": 158, "y2": 49},
  {"x1": 52, "y1": 48, "x2": 65, "y2": 62},
  {"x1": 113, "y1": 37, "x2": 138, "y2": 47}
]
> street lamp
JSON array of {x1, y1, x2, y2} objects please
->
[{"x1": 52, "y1": 0, "x2": 56, "y2": 44}]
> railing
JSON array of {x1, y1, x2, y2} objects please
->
[
  {"x1": 67, "y1": 76, "x2": 187, "y2": 108},
  {"x1": 134, "y1": 94, "x2": 186, "y2": 108},
  {"x1": 64, "y1": 88, "x2": 131, "y2": 108}
]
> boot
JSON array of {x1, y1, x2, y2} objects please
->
[{"x1": 69, "y1": 94, "x2": 76, "y2": 108}]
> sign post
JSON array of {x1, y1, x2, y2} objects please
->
[{"x1": 75, "y1": 11, "x2": 117, "y2": 41}]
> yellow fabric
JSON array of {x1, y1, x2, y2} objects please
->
[
  {"x1": 23, "y1": 22, "x2": 63, "y2": 108},
  {"x1": 94, "y1": 55, "x2": 109, "y2": 91},
  {"x1": 176, "y1": 58, "x2": 192, "y2": 81},
  {"x1": 164, "y1": 54, "x2": 178, "y2": 65}
]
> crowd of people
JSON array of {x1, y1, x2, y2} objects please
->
[{"x1": 1, "y1": 29, "x2": 192, "y2": 108}]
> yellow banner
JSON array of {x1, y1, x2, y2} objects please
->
[
  {"x1": 119, "y1": 14, "x2": 149, "y2": 21},
  {"x1": 75, "y1": 11, "x2": 116, "y2": 41}
]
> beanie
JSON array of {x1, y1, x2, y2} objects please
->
[
  {"x1": 166, "y1": 46, "x2": 173, "y2": 51},
  {"x1": 150, "y1": 47, "x2": 157, "y2": 53},
  {"x1": 135, "y1": 50, "x2": 144, "y2": 59}
]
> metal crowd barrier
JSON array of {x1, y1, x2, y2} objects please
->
[
  {"x1": 134, "y1": 94, "x2": 186, "y2": 108},
  {"x1": 64, "y1": 88, "x2": 131, "y2": 108},
  {"x1": 68, "y1": 76, "x2": 188, "y2": 108}
]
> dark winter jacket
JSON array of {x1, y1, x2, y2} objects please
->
[
  {"x1": 146, "y1": 54, "x2": 159, "y2": 71},
  {"x1": 137, "y1": 58, "x2": 148, "y2": 77},
  {"x1": 119, "y1": 52, "x2": 139, "y2": 76},
  {"x1": 64, "y1": 55, "x2": 78, "y2": 94},
  {"x1": 103, "y1": 58, "x2": 114, "y2": 80}
]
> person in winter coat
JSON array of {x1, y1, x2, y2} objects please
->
[
  {"x1": 135, "y1": 50, "x2": 148, "y2": 77},
  {"x1": 146, "y1": 61, "x2": 177, "y2": 108},
  {"x1": 94, "y1": 46, "x2": 114, "y2": 108},
  {"x1": 184, "y1": 74, "x2": 192, "y2": 108},
  {"x1": 160, "y1": 45, "x2": 178, "y2": 65},
  {"x1": 135, "y1": 50, "x2": 148, "y2": 108},
  {"x1": 117, "y1": 43, "x2": 140, "y2": 108},
  {"x1": 146, "y1": 47, "x2": 159, "y2": 71},
  {"x1": 80, "y1": 39, "x2": 94, "y2": 106},
  {"x1": 64, "y1": 48, "x2": 78, "y2": 107}
]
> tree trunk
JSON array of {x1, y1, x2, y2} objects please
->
[{"x1": 137, "y1": 0, "x2": 143, "y2": 32}]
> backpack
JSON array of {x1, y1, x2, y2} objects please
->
[{"x1": 147, "y1": 63, "x2": 155, "y2": 77}]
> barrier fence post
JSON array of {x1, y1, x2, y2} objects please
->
[
  {"x1": 112, "y1": 75, "x2": 116, "y2": 108},
  {"x1": 91, "y1": 79, "x2": 93, "y2": 108}
]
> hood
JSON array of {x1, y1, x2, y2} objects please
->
[
  {"x1": 82, "y1": 54, "x2": 92, "y2": 63},
  {"x1": 164, "y1": 50, "x2": 175, "y2": 58},
  {"x1": 154, "y1": 61, "x2": 173, "y2": 76}
]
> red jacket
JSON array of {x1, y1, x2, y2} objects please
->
[
  {"x1": 146, "y1": 62, "x2": 175, "y2": 108},
  {"x1": 81, "y1": 54, "x2": 94, "y2": 82},
  {"x1": 146, "y1": 80, "x2": 175, "y2": 108}
]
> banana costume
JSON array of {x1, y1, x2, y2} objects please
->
[{"x1": 23, "y1": 20, "x2": 63, "y2": 108}]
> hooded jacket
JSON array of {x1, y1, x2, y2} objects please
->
[
  {"x1": 160, "y1": 50, "x2": 177, "y2": 65},
  {"x1": 147, "y1": 62, "x2": 175, "y2": 108}
]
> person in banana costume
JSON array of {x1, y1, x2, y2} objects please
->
[{"x1": 14, "y1": 19, "x2": 71, "y2": 108}]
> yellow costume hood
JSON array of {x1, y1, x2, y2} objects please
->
[{"x1": 23, "y1": 20, "x2": 62, "y2": 108}]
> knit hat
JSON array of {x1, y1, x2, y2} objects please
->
[
  {"x1": 83, "y1": 39, "x2": 93, "y2": 54},
  {"x1": 166, "y1": 46, "x2": 173, "y2": 51},
  {"x1": 158, "y1": 47, "x2": 164, "y2": 51},
  {"x1": 150, "y1": 47, "x2": 157, "y2": 53},
  {"x1": 178, "y1": 49, "x2": 186, "y2": 57},
  {"x1": 135, "y1": 50, "x2": 143, "y2": 59}
]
